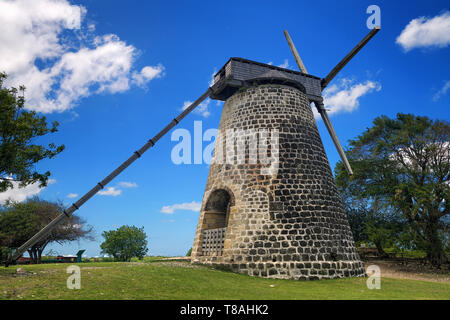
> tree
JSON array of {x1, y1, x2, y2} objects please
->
[
  {"x1": 0, "y1": 197, "x2": 94, "y2": 264},
  {"x1": 100, "y1": 225, "x2": 148, "y2": 262},
  {"x1": 340, "y1": 187, "x2": 369, "y2": 245},
  {"x1": 0, "y1": 72, "x2": 64, "y2": 193},
  {"x1": 341, "y1": 187, "x2": 407, "y2": 256},
  {"x1": 364, "y1": 202, "x2": 407, "y2": 257},
  {"x1": 336, "y1": 113, "x2": 449, "y2": 267}
]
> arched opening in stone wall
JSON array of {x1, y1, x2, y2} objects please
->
[{"x1": 200, "y1": 189, "x2": 233, "y2": 256}]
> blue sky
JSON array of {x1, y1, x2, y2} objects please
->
[{"x1": 0, "y1": 0, "x2": 449, "y2": 257}]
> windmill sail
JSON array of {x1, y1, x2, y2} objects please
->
[
  {"x1": 7, "y1": 87, "x2": 213, "y2": 265},
  {"x1": 283, "y1": 30, "x2": 308, "y2": 74},
  {"x1": 282, "y1": 29, "x2": 369, "y2": 175},
  {"x1": 321, "y1": 27, "x2": 380, "y2": 89}
]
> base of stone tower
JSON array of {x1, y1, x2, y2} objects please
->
[{"x1": 191, "y1": 257, "x2": 366, "y2": 280}]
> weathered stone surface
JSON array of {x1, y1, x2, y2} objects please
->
[{"x1": 191, "y1": 84, "x2": 365, "y2": 280}]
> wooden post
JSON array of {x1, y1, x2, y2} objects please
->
[
  {"x1": 283, "y1": 30, "x2": 308, "y2": 74},
  {"x1": 321, "y1": 27, "x2": 380, "y2": 89}
]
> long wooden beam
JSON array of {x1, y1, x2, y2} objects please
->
[
  {"x1": 314, "y1": 101, "x2": 353, "y2": 175},
  {"x1": 283, "y1": 30, "x2": 308, "y2": 74},
  {"x1": 321, "y1": 27, "x2": 380, "y2": 89},
  {"x1": 7, "y1": 87, "x2": 213, "y2": 265},
  {"x1": 282, "y1": 29, "x2": 355, "y2": 175}
]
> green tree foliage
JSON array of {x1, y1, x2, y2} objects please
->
[
  {"x1": 0, "y1": 72, "x2": 64, "y2": 192},
  {"x1": 341, "y1": 186, "x2": 410, "y2": 256},
  {"x1": 100, "y1": 225, "x2": 148, "y2": 262},
  {"x1": 336, "y1": 113, "x2": 449, "y2": 266},
  {"x1": 0, "y1": 198, "x2": 94, "y2": 264}
]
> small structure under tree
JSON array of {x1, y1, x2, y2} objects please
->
[{"x1": 0, "y1": 198, "x2": 94, "y2": 264}]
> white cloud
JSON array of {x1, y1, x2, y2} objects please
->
[
  {"x1": 0, "y1": 179, "x2": 56, "y2": 204},
  {"x1": 67, "y1": 193, "x2": 78, "y2": 198},
  {"x1": 181, "y1": 68, "x2": 218, "y2": 118},
  {"x1": 182, "y1": 98, "x2": 211, "y2": 118},
  {"x1": 209, "y1": 68, "x2": 217, "y2": 87},
  {"x1": 117, "y1": 181, "x2": 138, "y2": 188},
  {"x1": 132, "y1": 65, "x2": 165, "y2": 88},
  {"x1": 95, "y1": 182, "x2": 137, "y2": 197},
  {"x1": 314, "y1": 79, "x2": 381, "y2": 119},
  {"x1": 396, "y1": 12, "x2": 450, "y2": 51},
  {"x1": 160, "y1": 201, "x2": 201, "y2": 214},
  {"x1": 433, "y1": 81, "x2": 450, "y2": 101},
  {"x1": 0, "y1": 0, "x2": 164, "y2": 113},
  {"x1": 98, "y1": 187, "x2": 122, "y2": 197},
  {"x1": 277, "y1": 59, "x2": 290, "y2": 69}
]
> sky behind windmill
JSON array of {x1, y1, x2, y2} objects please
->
[{"x1": 0, "y1": 0, "x2": 449, "y2": 257}]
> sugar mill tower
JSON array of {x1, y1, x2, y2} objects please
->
[{"x1": 191, "y1": 28, "x2": 380, "y2": 279}]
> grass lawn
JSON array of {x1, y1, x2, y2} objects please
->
[{"x1": 0, "y1": 260, "x2": 448, "y2": 300}]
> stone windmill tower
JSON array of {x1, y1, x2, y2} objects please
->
[
  {"x1": 8, "y1": 28, "x2": 379, "y2": 278},
  {"x1": 190, "y1": 28, "x2": 380, "y2": 280}
]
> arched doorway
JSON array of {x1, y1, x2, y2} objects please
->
[{"x1": 201, "y1": 189, "x2": 233, "y2": 256}]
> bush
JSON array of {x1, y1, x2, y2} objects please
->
[{"x1": 100, "y1": 225, "x2": 148, "y2": 262}]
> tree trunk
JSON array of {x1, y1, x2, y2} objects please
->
[
  {"x1": 27, "y1": 250, "x2": 32, "y2": 264},
  {"x1": 426, "y1": 223, "x2": 447, "y2": 268},
  {"x1": 37, "y1": 248, "x2": 44, "y2": 264},
  {"x1": 27, "y1": 249, "x2": 38, "y2": 264},
  {"x1": 427, "y1": 230, "x2": 447, "y2": 268},
  {"x1": 374, "y1": 242, "x2": 388, "y2": 258}
]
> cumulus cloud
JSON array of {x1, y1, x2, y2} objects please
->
[
  {"x1": 96, "y1": 181, "x2": 137, "y2": 197},
  {"x1": 67, "y1": 193, "x2": 78, "y2": 198},
  {"x1": 132, "y1": 65, "x2": 165, "y2": 88},
  {"x1": 314, "y1": 79, "x2": 381, "y2": 119},
  {"x1": 98, "y1": 187, "x2": 122, "y2": 197},
  {"x1": 0, "y1": 179, "x2": 56, "y2": 204},
  {"x1": 160, "y1": 201, "x2": 201, "y2": 214},
  {"x1": 182, "y1": 98, "x2": 212, "y2": 118},
  {"x1": 433, "y1": 81, "x2": 450, "y2": 101},
  {"x1": 0, "y1": 0, "x2": 164, "y2": 113},
  {"x1": 396, "y1": 12, "x2": 450, "y2": 51},
  {"x1": 181, "y1": 68, "x2": 219, "y2": 118}
]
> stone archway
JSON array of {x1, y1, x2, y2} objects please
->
[{"x1": 200, "y1": 189, "x2": 234, "y2": 256}]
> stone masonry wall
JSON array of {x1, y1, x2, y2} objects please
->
[{"x1": 191, "y1": 84, "x2": 365, "y2": 280}]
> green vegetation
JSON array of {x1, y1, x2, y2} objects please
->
[
  {"x1": 0, "y1": 260, "x2": 448, "y2": 300},
  {"x1": 336, "y1": 113, "x2": 449, "y2": 266},
  {"x1": 0, "y1": 198, "x2": 93, "y2": 264},
  {"x1": 383, "y1": 248, "x2": 427, "y2": 259},
  {"x1": 0, "y1": 72, "x2": 65, "y2": 193},
  {"x1": 100, "y1": 225, "x2": 148, "y2": 262}
]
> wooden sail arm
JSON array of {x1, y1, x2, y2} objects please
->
[{"x1": 7, "y1": 87, "x2": 214, "y2": 265}]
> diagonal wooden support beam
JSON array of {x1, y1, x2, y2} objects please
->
[
  {"x1": 282, "y1": 29, "x2": 356, "y2": 175},
  {"x1": 6, "y1": 87, "x2": 214, "y2": 265},
  {"x1": 314, "y1": 101, "x2": 353, "y2": 175}
]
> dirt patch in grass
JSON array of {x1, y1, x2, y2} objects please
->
[{"x1": 363, "y1": 258, "x2": 450, "y2": 284}]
